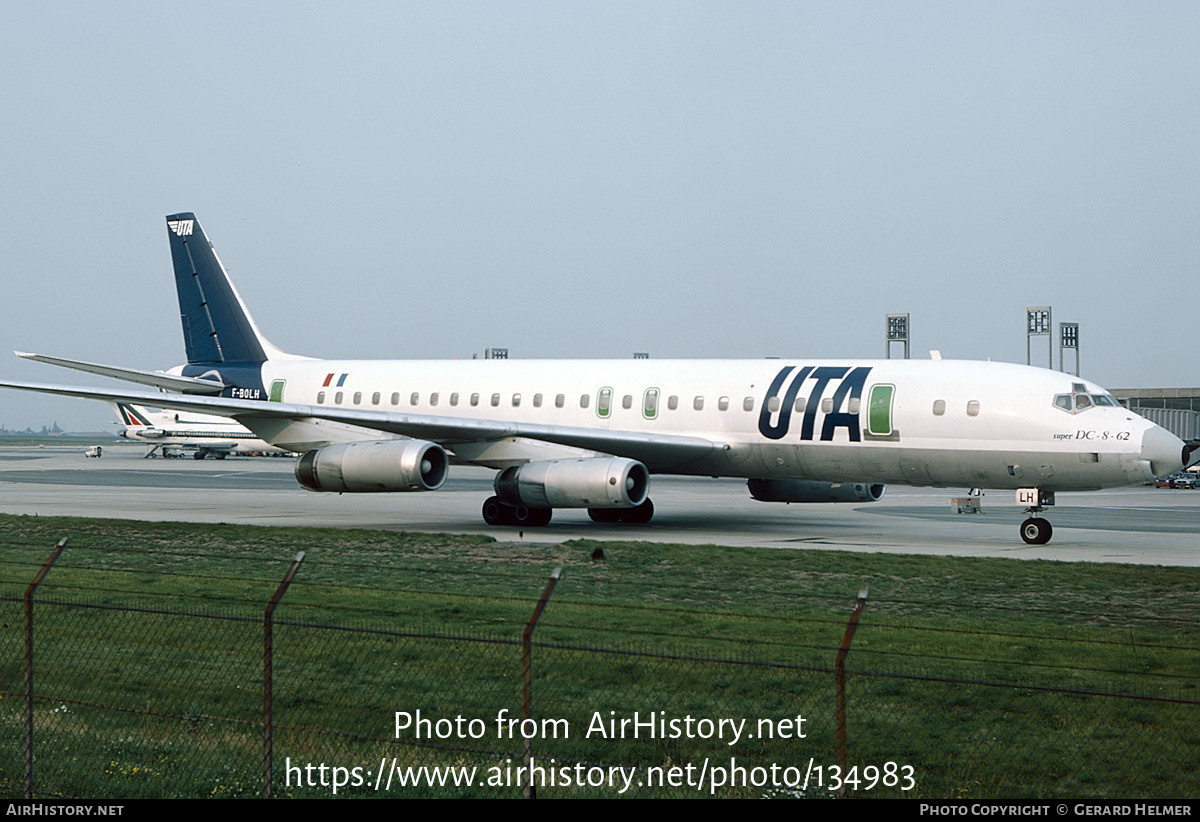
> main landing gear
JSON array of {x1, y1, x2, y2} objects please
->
[
  {"x1": 1017, "y1": 488, "x2": 1056, "y2": 545},
  {"x1": 480, "y1": 497, "x2": 655, "y2": 527},
  {"x1": 481, "y1": 497, "x2": 553, "y2": 527}
]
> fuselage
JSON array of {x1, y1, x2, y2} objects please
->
[{"x1": 186, "y1": 356, "x2": 1178, "y2": 492}]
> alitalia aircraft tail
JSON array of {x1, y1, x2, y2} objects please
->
[{"x1": 165, "y1": 213, "x2": 296, "y2": 366}]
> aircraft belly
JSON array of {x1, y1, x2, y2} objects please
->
[{"x1": 743, "y1": 440, "x2": 1142, "y2": 491}]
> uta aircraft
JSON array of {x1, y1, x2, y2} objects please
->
[{"x1": 2, "y1": 213, "x2": 1189, "y2": 544}]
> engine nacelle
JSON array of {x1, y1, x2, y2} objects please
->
[
  {"x1": 747, "y1": 478, "x2": 885, "y2": 503},
  {"x1": 295, "y1": 439, "x2": 448, "y2": 492},
  {"x1": 494, "y1": 457, "x2": 649, "y2": 509}
]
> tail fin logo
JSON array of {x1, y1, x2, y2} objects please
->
[{"x1": 168, "y1": 219, "x2": 194, "y2": 236}]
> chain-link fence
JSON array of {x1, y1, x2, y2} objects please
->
[{"x1": 2, "y1": 540, "x2": 1195, "y2": 799}]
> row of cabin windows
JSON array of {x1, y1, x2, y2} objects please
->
[
  {"x1": 313, "y1": 389, "x2": 759, "y2": 412},
  {"x1": 311, "y1": 389, "x2": 981, "y2": 417},
  {"x1": 931, "y1": 399, "x2": 981, "y2": 417},
  {"x1": 312, "y1": 390, "x2": 768, "y2": 414}
]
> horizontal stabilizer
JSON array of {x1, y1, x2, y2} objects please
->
[{"x1": 15, "y1": 351, "x2": 225, "y2": 394}]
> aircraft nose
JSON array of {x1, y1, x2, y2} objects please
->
[{"x1": 1141, "y1": 425, "x2": 1186, "y2": 478}]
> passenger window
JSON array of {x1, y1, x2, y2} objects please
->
[
  {"x1": 371, "y1": 392, "x2": 380, "y2": 406},
  {"x1": 410, "y1": 392, "x2": 419, "y2": 406},
  {"x1": 580, "y1": 394, "x2": 590, "y2": 409},
  {"x1": 555, "y1": 394, "x2": 565, "y2": 408},
  {"x1": 470, "y1": 393, "x2": 480, "y2": 407},
  {"x1": 933, "y1": 399, "x2": 946, "y2": 416},
  {"x1": 743, "y1": 396, "x2": 754, "y2": 412},
  {"x1": 317, "y1": 391, "x2": 326, "y2": 404},
  {"x1": 767, "y1": 396, "x2": 781, "y2": 413},
  {"x1": 718, "y1": 396, "x2": 729, "y2": 411},
  {"x1": 334, "y1": 391, "x2": 343, "y2": 404},
  {"x1": 533, "y1": 393, "x2": 542, "y2": 408},
  {"x1": 967, "y1": 400, "x2": 980, "y2": 417},
  {"x1": 848, "y1": 398, "x2": 860, "y2": 414},
  {"x1": 794, "y1": 397, "x2": 806, "y2": 413},
  {"x1": 821, "y1": 397, "x2": 833, "y2": 414},
  {"x1": 491, "y1": 393, "x2": 500, "y2": 407},
  {"x1": 391, "y1": 392, "x2": 400, "y2": 406},
  {"x1": 353, "y1": 391, "x2": 362, "y2": 405},
  {"x1": 668, "y1": 395, "x2": 678, "y2": 411},
  {"x1": 622, "y1": 394, "x2": 633, "y2": 410},
  {"x1": 512, "y1": 394, "x2": 521, "y2": 407},
  {"x1": 450, "y1": 393, "x2": 459, "y2": 406},
  {"x1": 430, "y1": 392, "x2": 439, "y2": 406},
  {"x1": 694, "y1": 396, "x2": 705, "y2": 411}
]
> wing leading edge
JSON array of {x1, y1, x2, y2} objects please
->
[{"x1": 0, "y1": 378, "x2": 718, "y2": 470}]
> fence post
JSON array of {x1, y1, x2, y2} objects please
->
[
  {"x1": 834, "y1": 586, "x2": 868, "y2": 797},
  {"x1": 24, "y1": 537, "x2": 68, "y2": 800},
  {"x1": 522, "y1": 567, "x2": 562, "y2": 800},
  {"x1": 263, "y1": 552, "x2": 305, "y2": 799}
]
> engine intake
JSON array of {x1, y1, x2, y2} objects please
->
[
  {"x1": 747, "y1": 479, "x2": 885, "y2": 503},
  {"x1": 295, "y1": 439, "x2": 448, "y2": 492},
  {"x1": 495, "y1": 457, "x2": 649, "y2": 509}
]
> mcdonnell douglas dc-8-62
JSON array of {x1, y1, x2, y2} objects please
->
[{"x1": 2, "y1": 213, "x2": 1190, "y2": 544}]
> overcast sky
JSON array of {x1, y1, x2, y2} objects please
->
[{"x1": 2, "y1": 2, "x2": 1197, "y2": 431}]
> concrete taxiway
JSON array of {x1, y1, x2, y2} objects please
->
[{"x1": 1, "y1": 443, "x2": 1197, "y2": 566}]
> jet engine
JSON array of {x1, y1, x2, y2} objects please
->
[
  {"x1": 494, "y1": 457, "x2": 649, "y2": 509},
  {"x1": 747, "y1": 479, "x2": 885, "y2": 503},
  {"x1": 295, "y1": 439, "x2": 448, "y2": 492}
]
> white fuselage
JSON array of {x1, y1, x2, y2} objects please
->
[{"x1": 250, "y1": 357, "x2": 1166, "y2": 492}]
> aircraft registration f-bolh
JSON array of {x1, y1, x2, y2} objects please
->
[{"x1": 2, "y1": 213, "x2": 1190, "y2": 544}]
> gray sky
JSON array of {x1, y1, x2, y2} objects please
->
[{"x1": 2, "y1": 2, "x2": 1197, "y2": 431}]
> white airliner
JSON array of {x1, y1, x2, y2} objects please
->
[
  {"x1": 111, "y1": 402, "x2": 287, "y2": 459},
  {"x1": 1, "y1": 213, "x2": 1189, "y2": 544}
]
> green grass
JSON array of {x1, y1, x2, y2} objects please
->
[{"x1": 0, "y1": 513, "x2": 1195, "y2": 798}]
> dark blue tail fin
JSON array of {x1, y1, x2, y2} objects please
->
[{"x1": 166, "y1": 213, "x2": 277, "y2": 365}]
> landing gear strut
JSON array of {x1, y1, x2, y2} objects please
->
[{"x1": 1017, "y1": 488, "x2": 1056, "y2": 545}]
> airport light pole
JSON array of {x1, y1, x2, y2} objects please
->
[
  {"x1": 1059, "y1": 322, "x2": 1079, "y2": 376},
  {"x1": 1026, "y1": 307, "x2": 1051, "y2": 369},
  {"x1": 886, "y1": 314, "x2": 909, "y2": 359}
]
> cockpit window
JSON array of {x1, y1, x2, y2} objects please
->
[{"x1": 1054, "y1": 388, "x2": 1116, "y2": 414}]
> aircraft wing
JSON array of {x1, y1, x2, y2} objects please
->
[
  {"x1": 15, "y1": 352, "x2": 226, "y2": 394},
  {"x1": 0, "y1": 379, "x2": 718, "y2": 469}
]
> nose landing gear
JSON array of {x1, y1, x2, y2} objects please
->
[
  {"x1": 1019, "y1": 516, "x2": 1053, "y2": 545},
  {"x1": 1017, "y1": 488, "x2": 1056, "y2": 545}
]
